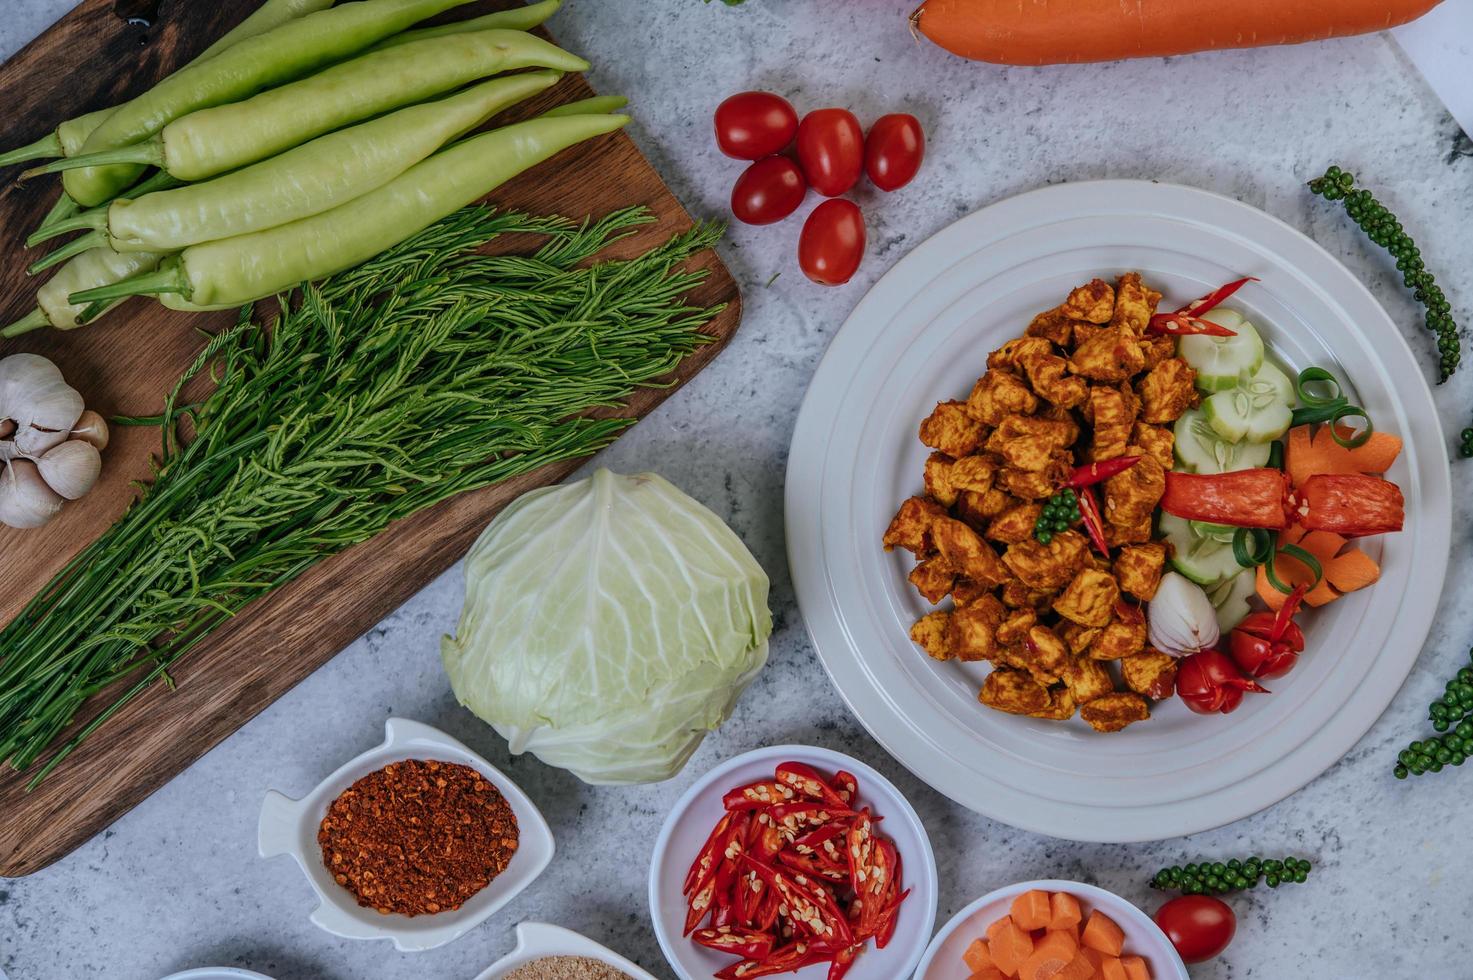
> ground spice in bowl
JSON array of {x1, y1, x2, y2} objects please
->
[
  {"x1": 317, "y1": 758, "x2": 519, "y2": 916},
  {"x1": 503, "y1": 956, "x2": 632, "y2": 980}
]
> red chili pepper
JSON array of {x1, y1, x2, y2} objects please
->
[
  {"x1": 1147, "y1": 276, "x2": 1256, "y2": 336},
  {"x1": 827, "y1": 943, "x2": 863, "y2": 980},
  {"x1": 767, "y1": 801, "x2": 856, "y2": 840},
  {"x1": 694, "y1": 927, "x2": 777, "y2": 961},
  {"x1": 714, "y1": 941, "x2": 836, "y2": 979},
  {"x1": 1229, "y1": 584, "x2": 1306, "y2": 680},
  {"x1": 1293, "y1": 473, "x2": 1404, "y2": 538},
  {"x1": 778, "y1": 847, "x2": 850, "y2": 883},
  {"x1": 686, "y1": 812, "x2": 734, "y2": 895},
  {"x1": 831, "y1": 771, "x2": 858, "y2": 804},
  {"x1": 875, "y1": 888, "x2": 910, "y2": 949},
  {"x1": 722, "y1": 780, "x2": 794, "y2": 811},
  {"x1": 1066, "y1": 455, "x2": 1140, "y2": 489},
  {"x1": 776, "y1": 761, "x2": 850, "y2": 808},
  {"x1": 1177, "y1": 648, "x2": 1268, "y2": 714},
  {"x1": 744, "y1": 856, "x2": 853, "y2": 946},
  {"x1": 686, "y1": 813, "x2": 747, "y2": 934},
  {"x1": 1160, "y1": 468, "x2": 1292, "y2": 529},
  {"x1": 1076, "y1": 485, "x2": 1111, "y2": 555}
]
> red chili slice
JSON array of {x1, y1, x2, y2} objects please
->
[
  {"x1": 1161, "y1": 468, "x2": 1292, "y2": 529},
  {"x1": 722, "y1": 779, "x2": 794, "y2": 811},
  {"x1": 767, "y1": 800, "x2": 856, "y2": 840},
  {"x1": 744, "y1": 856, "x2": 853, "y2": 947},
  {"x1": 831, "y1": 771, "x2": 859, "y2": 804},
  {"x1": 714, "y1": 941, "x2": 836, "y2": 979},
  {"x1": 1147, "y1": 276, "x2": 1257, "y2": 336},
  {"x1": 1066, "y1": 455, "x2": 1140, "y2": 489},
  {"x1": 777, "y1": 847, "x2": 849, "y2": 883},
  {"x1": 827, "y1": 943, "x2": 863, "y2": 980},
  {"x1": 775, "y1": 761, "x2": 849, "y2": 807},
  {"x1": 1293, "y1": 473, "x2": 1405, "y2": 537},
  {"x1": 685, "y1": 812, "x2": 734, "y2": 895},
  {"x1": 694, "y1": 927, "x2": 777, "y2": 961},
  {"x1": 1076, "y1": 485, "x2": 1111, "y2": 556}
]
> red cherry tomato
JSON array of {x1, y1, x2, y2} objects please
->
[
  {"x1": 864, "y1": 113, "x2": 925, "y2": 192},
  {"x1": 1155, "y1": 895, "x2": 1236, "y2": 963},
  {"x1": 730, "y1": 156, "x2": 806, "y2": 225},
  {"x1": 798, "y1": 199, "x2": 865, "y2": 286},
  {"x1": 714, "y1": 91, "x2": 798, "y2": 160},
  {"x1": 796, "y1": 108, "x2": 864, "y2": 197}
]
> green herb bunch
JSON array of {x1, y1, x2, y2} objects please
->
[
  {"x1": 1033, "y1": 488, "x2": 1080, "y2": 544},
  {"x1": 0, "y1": 206, "x2": 723, "y2": 785},
  {"x1": 1152, "y1": 856, "x2": 1312, "y2": 894},
  {"x1": 1396, "y1": 648, "x2": 1473, "y2": 778}
]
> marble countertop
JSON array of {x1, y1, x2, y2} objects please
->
[{"x1": 4, "y1": 2, "x2": 1472, "y2": 979}]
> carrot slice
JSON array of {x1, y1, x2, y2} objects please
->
[
  {"x1": 1011, "y1": 889, "x2": 1054, "y2": 931},
  {"x1": 1081, "y1": 910, "x2": 1125, "y2": 957},
  {"x1": 1285, "y1": 423, "x2": 1402, "y2": 487},
  {"x1": 1049, "y1": 891, "x2": 1083, "y2": 931},
  {"x1": 1055, "y1": 954, "x2": 1098, "y2": 980},
  {"x1": 965, "y1": 938, "x2": 997, "y2": 973},
  {"x1": 1048, "y1": 924, "x2": 1080, "y2": 945},
  {"x1": 1256, "y1": 524, "x2": 1380, "y2": 610},
  {"x1": 1121, "y1": 955, "x2": 1152, "y2": 980},
  {"x1": 1079, "y1": 947, "x2": 1106, "y2": 970},
  {"x1": 1100, "y1": 957, "x2": 1129, "y2": 980},
  {"x1": 969, "y1": 968, "x2": 1010, "y2": 980},
  {"x1": 1021, "y1": 931, "x2": 1078, "y2": 980},
  {"x1": 987, "y1": 915, "x2": 1034, "y2": 977}
]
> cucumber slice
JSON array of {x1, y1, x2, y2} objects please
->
[
  {"x1": 1201, "y1": 360, "x2": 1296, "y2": 444},
  {"x1": 1209, "y1": 569, "x2": 1258, "y2": 634},
  {"x1": 1178, "y1": 309, "x2": 1264, "y2": 393},
  {"x1": 1190, "y1": 520, "x2": 1238, "y2": 543},
  {"x1": 1159, "y1": 513, "x2": 1244, "y2": 586},
  {"x1": 1173, "y1": 408, "x2": 1273, "y2": 474}
]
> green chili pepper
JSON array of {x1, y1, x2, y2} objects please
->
[
  {"x1": 372, "y1": 0, "x2": 563, "y2": 49},
  {"x1": 73, "y1": 111, "x2": 630, "y2": 311},
  {"x1": 2, "y1": 247, "x2": 164, "y2": 337},
  {"x1": 0, "y1": 0, "x2": 335, "y2": 171},
  {"x1": 29, "y1": 71, "x2": 564, "y2": 272},
  {"x1": 60, "y1": 0, "x2": 483, "y2": 207}
]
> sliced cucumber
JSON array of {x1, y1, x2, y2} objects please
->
[
  {"x1": 1189, "y1": 520, "x2": 1238, "y2": 543},
  {"x1": 1200, "y1": 360, "x2": 1296, "y2": 444},
  {"x1": 1173, "y1": 408, "x2": 1273, "y2": 474},
  {"x1": 1159, "y1": 513, "x2": 1244, "y2": 586},
  {"x1": 1178, "y1": 309, "x2": 1264, "y2": 393},
  {"x1": 1209, "y1": 569, "x2": 1258, "y2": 634}
]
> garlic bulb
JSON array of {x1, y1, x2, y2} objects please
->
[
  {"x1": 1148, "y1": 571, "x2": 1221, "y2": 657},
  {"x1": 0, "y1": 353, "x2": 107, "y2": 530}
]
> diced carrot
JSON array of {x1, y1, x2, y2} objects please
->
[
  {"x1": 1100, "y1": 957, "x2": 1129, "y2": 980},
  {"x1": 1079, "y1": 948, "x2": 1106, "y2": 971},
  {"x1": 1120, "y1": 955, "x2": 1152, "y2": 980},
  {"x1": 1256, "y1": 524, "x2": 1380, "y2": 611},
  {"x1": 1021, "y1": 930, "x2": 1079, "y2": 980},
  {"x1": 1049, "y1": 924, "x2": 1080, "y2": 945},
  {"x1": 969, "y1": 968, "x2": 1010, "y2": 980},
  {"x1": 1055, "y1": 954, "x2": 1098, "y2": 980},
  {"x1": 1080, "y1": 910, "x2": 1125, "y2": 957},
  {"x1": 1049, "y1": 891, "x2": 1083, "y2": 931},
  {"x1": 1285, "y1": 423, "x2": 1402, "y2": 487},
  {"x1": 987, "y1": 915, "x2": 1035, "y2": 977},
  {"x1": 965, "y1": 938, "x2": 997, "y2": 973},
  {"x1": 1011, "y1": 889, "x2": 1054, "y2": 930}
]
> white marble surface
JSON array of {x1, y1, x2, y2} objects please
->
[{"x1": 3, "y1": 3, "x2": 1473, "y2": 979}]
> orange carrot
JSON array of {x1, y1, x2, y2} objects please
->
[
  {"x1": 1048, "y1": 924, "x2": 1080, "y2": 945},
  {"x1": 1121, "y1": 955, "x2": 1153, "y2": 980},
  {"x1": 1081, "y1": 910, "x2": 1125, "y2": 957},
  {"x1": 1049, "y1": 891, "x2": 1083, "y2": 932},
  {"x1": 969, "y1": 968, "x2": 1010, "y2": 980},
  {"x1": 987, "y1": 915, "x2": 1035, "y2": 976},
  {"x1": 1055, "y1": 954, "x2": 1098, "y2": 980},
  {"x1": 1285, "y1": 424, "x2": 1402, "y2": 487},
  {"x1": 910, "y1": 0, "x2": 1441, "y2": 66},
  {"x1": 1256, "y1": 524, "x2": 1380, "y2": 610},
  {"x1": 1021, "y1": 931, "x2": 1078, "y2": 980},
  {"x1": 965, "y1": 937, "x2": 997, "y2": 973},
  {"x1": 1100, "y1": 957, "x2": 1129, "y2": 980},
  {"x1": 1011, "y1": 889, "x2": 1054, "y2": 931}
]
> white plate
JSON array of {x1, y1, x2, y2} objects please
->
[
  {"x1": 649, "y1": 744, "x2": 939, "y2": 980},
  {"x1": 474, "y1": 921, "x2": 659, "y2": 980},
  {"x1": 785, "y1": 179, "x2": 1451, "y2": 842},
  {"x1": 913, "y1": 879, "x2": 1187, "y2": 980},
  {"x1": 257, "y1": 717, "x2": 554, "y2": 952}
]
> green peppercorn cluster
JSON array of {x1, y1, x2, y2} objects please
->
[
  {"x1": 1308, "y1": 166, "x2": 1460, "y2": 386},
  {"x1": 1033, "y1": 489, "x2": 1079, "y2": 544},
  {"x1": 1394, "y1": 649, "x2": 1473, "y2": 778},
  {"x1": 1152, "y1": 856, "x2": 1312, "y2": 894}
]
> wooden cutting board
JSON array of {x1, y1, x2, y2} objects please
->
[{"x1": 0, "y1": 0, "x2": 740, "y2": 877}]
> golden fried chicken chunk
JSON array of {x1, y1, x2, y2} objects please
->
[
  {"x1": 995, "y1": 607, "x2": 1038, "y2": 647},
  {"x1": 951, "y1": 455, "x2": 998, "y2": 493},
  {"x1": 1089, "y1": 616, "x2": 1148, "y2": 660},
  {"x1": 966, "y1": 370, "x2": 1038, "y2": 426},
  {"x1": 1131, "y1": 422, "x2": 1175, "y2": 471},
  {"x1": 1087, "y1": 386, "x2": 1136, "y2": 462},
  {"x1": 1103, "y1": 451, "x2": 1165, "y2": 531},
  {"x1": 1109, "y1": 272, "x2": 1162, "y2": 333},
  {"x1": 909, "y1": 556, "x2": 957, "y2": 604},
  {"x1": 1060, "y1": 656, "x2": 1115, "y2": 704},
  {"x1": 987, "y1": 336, "x2": 1053, "y2": 372},
  {"x1": 924, "y1": 453, "x2": 959, "y2": 507},
  {"x1": 1121, "y1": 650, "x2": 1179, "y2": 700},
  {"x1": 1114, "y1": 542, "x2": 1167, "y2": 600},
  {"x1": 1020, "y1": 353, "x2": 1089, "y2": 409},
  {"x1": 1022, "y1": 624, "x2": 1073, "y2": 684},
  {"x1": 1062, "y1": 622, "x2": 1102, "y2": 655},
  {"x1": 954, "y1": 488, "x2": 1015, "y2": 529},
  {"x1": 910, "y1": 611, "x2": 952, "y2": 660},
  {"x1": 1003, "y1": 530, "x2": 1089, "y2": 591},
  {"x1": 1141, "y1": 334, "x2": 1177, "y2": 369},
  {"x1": 950, "y1": 578, "x2": 992, "y2": 608},
  {"x1": 1138, "y1": 357, "x2": 1198, "y2": 424},
  {"x1": 920, "y1": 400, "x2": 986, "y2": 458},
  {"x1": 987, "y1": 502, "x2": 1043, "y2": 545},
  {"x1": 1000, "y1": 579, "x2": 1055, "y2": 613},
  {"x1": 1069, "y1": 327, "x2": 1145, "y2": 382},
  {"x1": 987, "y1": 414, "x2": 1078, "y2": 471},
  {"x1": 1081, "y1": 692, "x2": 1151, "y2": 733},
  {"x1": 1062, "y1": 278, "x2": 1116, "y2": 324},
  {"x1": 883, "y1": 496, "x2": 948, "y2": 555},
  {"x1": 1025, "y1": 308, "x2": 1075, "y2": 347},
  {"x1": 1052, "y1": 568, "x2": 1121, "y2": 628},
  {"x1": 947, "y1": 594, "x2": 1007, "y2": 662},
  {"x1": 999, "y1": 460, "x2": 1066, "y2": 500},
  {"x1": 1029, "y1": 686, "x2": 1078, "y2": 720},
  {"x1": 932, "y1": 517, "x2": 1011, "y2": 588},
  {"x1": 1105, "y1": 513, "x2": 1154, "y2": 547},
  {"x1": 979, "y1": 668, "x2": 1053, "y2": 715}
]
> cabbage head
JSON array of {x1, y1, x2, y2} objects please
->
[{"x1": 441, "y1": 469, "x2": 772, "y2": 784}]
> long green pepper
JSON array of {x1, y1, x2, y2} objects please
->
[
  {"x1": 63, "y1": 0, "x2": 482, "y2": 206},
  {"x1": 1, "y1": 247, "x2": 163, "y2": 337},
  {"x1": 372, "y1": 0, "x2": 563, "y2": 49}
]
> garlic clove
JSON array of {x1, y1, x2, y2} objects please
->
[
  {"x1": 37, "y1": 440, "x2": 102, "y2": 500},
  {"x1": 0, "y1": 353, "x2": 63, "y2": 407},
  {"x1": 0, "y1": 418, "x2": 14, "y2": 439},
  {"x1": 0, "y1": 440, "x2": 14, "y2": 463},
  {"x1": 14, "y1": 377, "x2": 85, "y2": 435},
  {"x1": 14, "y1": 423, "x2": 70, "y2": 457},
  {"x1": 0, "y1": 458, "x2": 65, "y2": 529},
  {"x1": 70, "y1": 410, "x2": 110, "y2": 451}
]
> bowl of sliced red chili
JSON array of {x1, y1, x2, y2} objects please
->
[
  {"x1": 649, "y1": 744, "x2": 938, "y2": 980},
  {"x1": 258, "y1": 717, "x2": 555, "y2": 952}
]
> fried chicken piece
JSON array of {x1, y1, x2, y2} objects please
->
[
  {"x1": 987, "y1": 502, "x2": 1043, "y2": 545},
  {"x1": 987, "y1": 415, "x2": 1078, "y2": 471},
  {"x1": 910, "y1": 611, "x2": 952, "y2": 660},
  {"x1": 1062, "y1": 622, "x2": 1102, "y2": 655},
  {"x1": 909, "y1": 556, "x2": 957, "y2": 604},
  {"x1": 1025, "y1": 308, "x2": 1075, "y2": 347},
  {"x1": 933, "y1": 517, "x2": 1012, "y2": 588},
  {"x1": 1087, "y1": 386, "x2": 1136, "y2": 462},
  {"x1": 1000, "y1": 579, "x2": 1054, "y2": 613},
  {"x1": 883, "y1": 496, "x2": 948, "y2": 555},
  {"x1": 1003, "y1": 530, "x2": 1089, "y2": 592},
  {"x1": 1062, "y1": 278, "x2": 1116, "y2": 324},
  {"x1": 1060, "y1": 656, "x2": 1115, "y2": 704},
  {"x1": 1109, "y1": 272, "x2": 1162, "y2": 334},
  {"x1": 950, "y1": 578, "x2": 993, "y2": 607},
  {"x1": 1028, "y1": 686, "x2": 1078, "y2": 720},
  {"x1": 995, "y1": 607, "x2": 1038, "y2": 647},
  {"x1": 1141, "y1": 333, "x2": 1177, "y2": 369},
  {"x1": 954, "y1": 488, "x2": 1015, "y2": 529},
  {"x1": 999, "y1": 459, "x2": 1067, "y2": 499},
  {"x1": 979, "y1": 668, "x2": 1053, "y2": 716},
  {"x1": 924, "y1": 453, "x2": 959, "y2": 507},
  {"x1": 1103, "y1": 450, "x2": 1165, "y2": 531},
  {"x1": 1069, "y1": 326, "x2": 1145, "y2": 382},
  {"x1": 1071, "y1": 322, "x2": 1108, "y2": 348},
  {"x1": 951, "y1": 455, "x2": 998, "y2": 493},
  {"x1": 1105, "y1": 513, "x2": 1155, "y2": 547},
  {"x1": 1132, "y1": 422, "x2": 1175, "y2": 471},
  {"x1": 1114, "y1": 542, "x2": 1167, "y2": 601},
  {"x1": 1121, "y1": 650, "x2": 1179, "y2": 700},
  {"x1": 966, "y1": 370, "x2": 1038, "y2": 426},
  {"x1": 987, "y1": 336, "x2": 1054, "y2": 372},
  {"x1": 1052, "y1": 568, "x2": 1121, "y2": 628},
  {"x1": 948, "y1": 594, "x2": 1007, "y2": 662},
  {"x1": 920, "y1": 400, "x2": 986, "y2": 458},
  {"x1": 1081, "y1": 692, "x2": 1151, "y2": 733},
  {"x1": 1138, "y1": 357, "x2": 1198, "y2": 424},
  {"x1": 1020, "y1": 352, "x2": 1089, "y2": 409},
  {"x1": 1089, "y1": 616, "x2": 1148, "y2": 660},
  {"x1": 1022, "y1": 625, "x2": 1073, "y2": 684}
]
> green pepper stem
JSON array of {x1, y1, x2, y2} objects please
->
[
  {"x1": 0, "y1": 130, "x2": 63, "y2": 168},
  {"x1": 39, "y1": 192, "x2": 81, "y2": 230},
  {"x1": 21, "y1": 140, "x2": 163, "y2": 178},
  {"x1": 27, "y1": 230, "x2": 108, "y2": 276},
  {"x1": 543, "y1": 95, "x2": 629, "y2": 118},
  {"x1": 0, "y1": 308, "x2": 51, "y2": 338},
  {"x1": 26, "y1": 208, "x2": 108, "y2": 247},
  {"x1": 69, "y1": 261, "x2": 187, "y2": 305}
]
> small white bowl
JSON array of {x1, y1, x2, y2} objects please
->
[
  {"x1": 258, "y1": 717, "x2": 554, "y2": 952},
  {"x1": 474, "y1": 921, "x2": 661, "y2": 980},
  {"x1": 914, "y1": 879, "x2": 1188, "y2": 980},
  {"x1": 159, "y1": 971, "x2": 275, "y2": 980},
  {"x1": 649, "y1": 744, "x2": 939, "y2": 980}
]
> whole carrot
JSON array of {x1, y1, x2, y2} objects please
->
[{"x1": 63, "y1": 0, "x2": 482, "y2": 206}]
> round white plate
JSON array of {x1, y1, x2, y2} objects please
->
[
  {"x1": 785, "y1": 179, "x2": 1451, "y2": 842},
  {"x1": 649, "y1": 744, "x2": 938, "y2": 980}
]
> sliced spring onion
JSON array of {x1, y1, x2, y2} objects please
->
[
  {"x1": 1294, "y1": 366, "x2": 1344, "y2": 407},
  {"x1": 1233, "y1": 527, "x2": 1275, "y2": 568},
  {"x1": 1328, "y1": 404, "x2": 1372, "y2": 448},
  {"x1": 1266, "y1": 542, "x2": 1325, "y2": 595}
]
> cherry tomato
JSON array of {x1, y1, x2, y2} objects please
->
[
  {"x1": 1155, "y1": 895, "x2": 1237, "y2": 963},
  {"x1": 798, "y1": 199, "x2": 865, "y2": 286},
  {"x1": 796, "y1": 108, "x2": 864, "y2": 197},
  {"x1": 864, "y1": 113, "x2": 925, "y2": 192},
  {"x1": 730, "y1": 156, "x2": 806, "y2": 225},
  {"x1": 714, "y1": 91, "x2": 798, "y2": 160}
]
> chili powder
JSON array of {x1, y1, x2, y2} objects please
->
[{"x1": 317, "y1": 758, "x2": 519, "y2": 916}]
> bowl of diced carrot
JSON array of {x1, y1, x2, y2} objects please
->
[{"x1": 914, "y1": 880, "x2": 1187, "y2": 980}]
